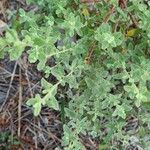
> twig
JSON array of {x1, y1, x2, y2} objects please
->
[
  {"x1": 120, "y1": 0, "x2": 138, "y2": 28},
  {"x1": 84, "y1": 42, "x2": 96, "y2": 64},
  {"x1": 16, "y1": 0, "x2": 26, "y2": 5},
  {"x1": 18, "y1": 66, "x2": 22, "y2": 137},
  {"x1": 103, "y1": 5, "x2": 115, "y2": 23},
  {"x1": 128, "y1": 12, "x2": 138, "y2": 27},
  {"x1": 81, "y1": 0, "x2": 99, "y2": 3},
  {"x1": 0, "y1": 66, "x2": 12, "y2": 75},
  {"x1": 118, "y1": 0, "x2": 127, "y2": 10},
  {"x1": 25, "y1": 69, "x2": 33, "y2": 98},
  {"x1": 18, "y1": 57, "x2": 33, "y2": 98},
  {"x1": 14, "y1": 110, "x2": 31, "y2": 123},
  {"x1": 29, "y1": 81, "x2": 41, "y2": 92},
  {"x1": 0, "y1": 61, "x2": 18, "y2": 112},
  {"x1": 7, "y1": 110, "x2": 14, "y2": 145},
  {"x1": 24, "y1": 118, "x2": 61, "y2": 142},
  {"x1": 21, "y1": 124, "x2": 38, "y2": 149},
  {"x1": 88, "y1": 137, "x2": 98, "y2": 149}
]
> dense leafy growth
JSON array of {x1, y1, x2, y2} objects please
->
[{"x1": 0, "y1": 0, "x2": 150, "y2": 149}]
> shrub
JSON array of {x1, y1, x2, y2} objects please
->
[{"x1": 0, "y1": 0, "x2": 150, "y2": 149}]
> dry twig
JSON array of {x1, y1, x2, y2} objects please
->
[
  {"x1": 18, "y1": 66, "x2": 23, "y2": 137},
  {"x1": 0, "y1": 61, "x2": 18, "y2": 112}
]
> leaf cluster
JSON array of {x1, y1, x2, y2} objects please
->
[{"x1": 0, "y1": 0, "x2": 150, "y2": 149}]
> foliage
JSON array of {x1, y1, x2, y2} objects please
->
[
  {"x1": 0, "y1": 131, "x2": 20, "y2": 150},
  {"x1": 0, "y1": 0, "x2": 150, "y2": 149}
]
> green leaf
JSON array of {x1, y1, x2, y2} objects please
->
[
  {"x1": 65, "y1": 108, "x2": 76, "y2": 118},
  {"x1": 26, "y1": 94, "x2": 41, "y2": 106},
  {"x1": 51, "y1": 65, "x2": 65, "y2": 80},
  {"x1": 28, "y1": 48, "x2": 39, "y2": 63},
  {"x1": 26, "y1": 94, "x2": 42, "y2": 116},
  {"x1": 33, "y1": 101, "x2": 42, "y2": 116},
  {"x1": 112, "y1": 105, "x2": 126, "y2": 119},
  {"x1": 46, "y1": 96, "x2": 59, "y2": 110},
  {"x1": 41, "y1": 78, "x2": 53, "y2": 91},
  {"x1": 64, "y1": 75, "x2": 78, "y2": 89}
]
